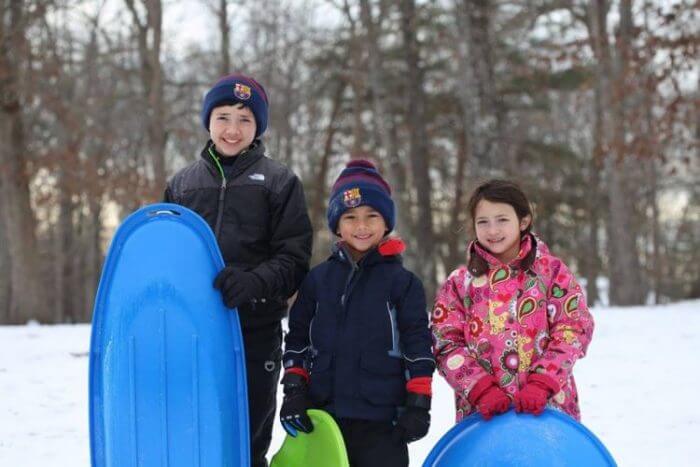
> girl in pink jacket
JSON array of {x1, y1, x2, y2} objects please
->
[{"x1": 432, "y1": 180, "x2": 594, "y2": 422}]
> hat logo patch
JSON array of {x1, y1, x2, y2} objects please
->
[
  {"x1": 233, "y1": 83, "x2": 251, "y2": 100},
  {"x1": 343, "y1": 188, "x2": 362, "y2": 208}
]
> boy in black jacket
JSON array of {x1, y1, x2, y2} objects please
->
[
  {"x1": 280, "y1": 160, "x2": 435, "y2": 467},
  {"x1": 164, "y1": 73, "x2": 313, "y2": 467}
]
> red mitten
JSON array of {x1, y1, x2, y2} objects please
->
[
  {"x1": 468, "y1": 376, "x2": 510, "y2": 421},
  {"x1": 515, "y1": 373, "x2": 560, "y2": 416}
]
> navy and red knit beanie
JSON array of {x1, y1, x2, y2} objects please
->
[
  {"x1": 201, "y1": 73, "x2": 269, "y2": 138},
  {"x1": 327, "y1": 159, "x2": 395, "y2": 235}
]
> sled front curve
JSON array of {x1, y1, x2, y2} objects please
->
[
  {"x1": 423, "y1": 409, "x2": 616, "y2": 467},
  {"x1": 270, "y1": 409, "x2": 349, "y2": 467},
  {"x1": 89, "y1": 203, "x2": 249, "y2": 467}
]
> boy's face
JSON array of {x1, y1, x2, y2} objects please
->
[
  {"x1": 209, "y1": 104, "x2": 257, "y2": 157},
  {"x1": 337, "y1": 205, "x2": 387, "y2": 260}
]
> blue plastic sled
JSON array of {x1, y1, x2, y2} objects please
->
[
  {"x1": 89, "y1": 203, "x2": 249, "y2": 467},
  {"x1": 423, "y1": 409, "x2": 616, "y2": 467}
]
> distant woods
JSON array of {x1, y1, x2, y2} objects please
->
[{"x1": 0, "y1": 0, "x2": 698, "y2": 323}]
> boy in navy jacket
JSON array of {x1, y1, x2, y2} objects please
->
[{"x1": 280, "y1": 160, "x2": 435, "y2": 467}]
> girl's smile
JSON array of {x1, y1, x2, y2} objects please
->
[{"x1": 474, "y1": 199, "x2": 531, "y2": 263}]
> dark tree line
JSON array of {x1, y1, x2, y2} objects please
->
[{"x1": 1, "y1": 0, "x2": 698, "y2": 323}]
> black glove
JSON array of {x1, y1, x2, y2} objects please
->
[
  {"x1": 393, "y1": 393, "x2": 431, "y2": 443},
  {"x1": 279, "y1": 372, "x2": 314, "y2": 436},
  {"x1": 213, "y1": 266, "x2": 265, "y2": 309}
]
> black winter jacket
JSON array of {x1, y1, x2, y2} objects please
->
[
  {"x1": 283, "y1": 241, "x2": 435, "y2": 421},
  {"x1": 164, "y1": 140, "x2": 313, "y2": 328}
]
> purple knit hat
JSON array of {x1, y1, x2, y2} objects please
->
[{"x1": 327, "y1": 159, "x2": 395, "y2": 235}]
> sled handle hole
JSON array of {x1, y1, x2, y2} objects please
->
[{"x1": 148, "y1": 209, "x2": 182, "y2": 217}]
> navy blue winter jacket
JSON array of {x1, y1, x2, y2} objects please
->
[{"x1": 283, "y1": 240, "x2": 435, "y2": 421}]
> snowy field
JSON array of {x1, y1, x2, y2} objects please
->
[{"x1": 0, "y1": 299, "x2": 698, "y2": 466}]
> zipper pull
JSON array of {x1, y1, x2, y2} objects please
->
[{"x1": 218, "y1": 179, "x2": 226, "y2": 202}]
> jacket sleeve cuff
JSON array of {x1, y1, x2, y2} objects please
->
[
  {"x1": 406, "y1": 376, "x2": 432, "y2": 397},
  {"x1": 527, "y1": 373, "x2": 560, "y2": 395},
  {"x1": 283, "y1": 367, "x2": 309, "y2": 383},
  {"x1": 467, "y1": 375, "x2": 497, "y2": 405}
]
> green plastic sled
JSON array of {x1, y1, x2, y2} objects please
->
[{"x1": 270, "y1": 409, "x2": 349, "y2": 467}]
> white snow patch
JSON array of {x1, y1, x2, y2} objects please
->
[{"x1": 1, "y1": 300, "x2": 698, "y2": 466}]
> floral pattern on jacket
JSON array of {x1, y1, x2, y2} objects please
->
[{"x1": 431, "y1": 234, "x2": 594, "y2": 421}]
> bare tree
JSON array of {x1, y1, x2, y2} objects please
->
[
  {"x1": 585, "y1": 0, "x2": 645, "y2": 304},
  {"x1": 455, "y1": 0, "x2": 508, "y2": 174},
  {"x1": 355, "y1": 0, "x2": 414, "y2": 242},
  {"x1": 214, "y1": 0, "x2": 231, "y2": 75},
  {"x1": 1, "y1": 0, "x2": 697, "y2": 324},
  {"x1": 0, "y1": 0, "x2": 48, "y2": 323},
  {"x1": 398, "y1": 0, "x2": 437, "y2": 295},
  {"x1": 309, "y1": 78, "x2": 348, "y2": 264},
  {"x1": 125, "y1": 0, "x2": 167, "y2": 197},
  {"x1": 0, "y1": 184, "x2": 9, "y2": 320}
]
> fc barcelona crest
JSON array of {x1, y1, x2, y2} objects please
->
[
  {"x1": 343, "y1": 188, "x2": 362, "y2": 208},
  {"x1": 233, "y1": 83, "x2": 252, "y2": 100}
]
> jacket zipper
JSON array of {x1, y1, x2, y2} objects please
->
[
  {"x1": 208, "y1": 146, "x2": 227, "y2": 240},
  {"x1": 386, "y1": 302, "x2": 402, "y2": 357},
  {"x1": 340, "y1": 261, "x2": 359, "y2": 308},
  {"x1": 214, "y1": 178, "x2": 226, "y2": 239},
  {"x1": 334, "y1": 252, "x2": 362, "y2": 358},
  {"x1": 309, "y1": 303, "x2": 319, "y2": 359}
]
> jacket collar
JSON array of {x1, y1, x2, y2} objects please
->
[
  {"x1": 200, "y1": 139, "x2": 265, "y2": 179},
  {"x1": 331, "y1": 237, "x2": 405, "y2": 267},
  {"x1": 470, "y1": 233, "x2": 535, "y2": 269}
]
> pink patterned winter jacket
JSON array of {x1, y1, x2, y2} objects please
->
[{"x1": 431, "y1": 234, "x2": 594, "y2": 421}]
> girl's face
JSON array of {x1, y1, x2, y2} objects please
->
[
  {"x1": 337, "y1": 205, "x2": 387, "y2": 261},
  {"x1": 474, "y1": 199, "x2": 531, "y2": 263},
  {"x1": 209, "y1": 104, "x2": 256, "y2": 157}
]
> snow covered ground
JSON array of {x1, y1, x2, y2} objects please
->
[{"x1": 0, "y1": 299, "x2": 698, "y2": 466}]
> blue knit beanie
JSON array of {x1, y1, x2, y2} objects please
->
[
  {"x1": 201, "y1": 73, "x2": 269, "y2": 138},
  {"x1": 327, "y1": 160, "x2": 395, "y2": 235}
]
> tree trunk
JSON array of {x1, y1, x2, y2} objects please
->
[
  {"x1": 447, "y1": 116, "x2": 469, "y2": 271},
  {"x1": 589, "y1": 0, "x2": 645, "y2": 305},
  {"x1": 0, "y1": 0, "x2": 47, "y2": 323},
  {"x1": 354, "y1": 0, "x2": 380, "y2": 146},
  {"x1": 70, "y1": 205, "x2": 88, "y2": 323},
  {"x1": 583, "y1": 55, "x2": 607, "y2": 307},
  {"x1": 309, "y1": 79, "x2": 346, "y2": 264},
  {"x1": 384, "y1": 114, "x2": 412, "y2": 240},
  {"x1": 608, "y1": 0, "x2": 645, "y2": 305},
  {"x1": 583, "y1": 158, "x2": 601, "y2": 306},
  {"x1": 456, "y1": 0, "x2": 507, "y2": 173},
  {"x1": 126, "y1": 0, "x2": 167, "y2": 198},
  {"x1": 647, "y1": 157, "x2": 661, "y2": 304},
  {"x1": 0, "y1": 187, "x2": 10, "y2": 321},
  {"x1": 217, "y1": 0, "x2": 230, "y2": 75},
  {"x1": 399, "y1": 0, "x2": 437, "y2": 296},
  {"x1": 147, "y1": 0, "x2": 166, "y2": 196},
  {"x1": 83, "y1": 196, "x2": 104, "y2": 322},
  {"x1": 355, "y1": 0, "x2": 413, "y2": 247},
  {"x1": 53, "y1": 170, "x2": 71, "y2": 323}
]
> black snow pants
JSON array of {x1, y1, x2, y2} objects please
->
[
  {"x1": 336, "y1": 418, "x2": 409, "y2": 467},
  {"x1": 242, "y1": 321, "x2": 282, "y2": 467}
]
